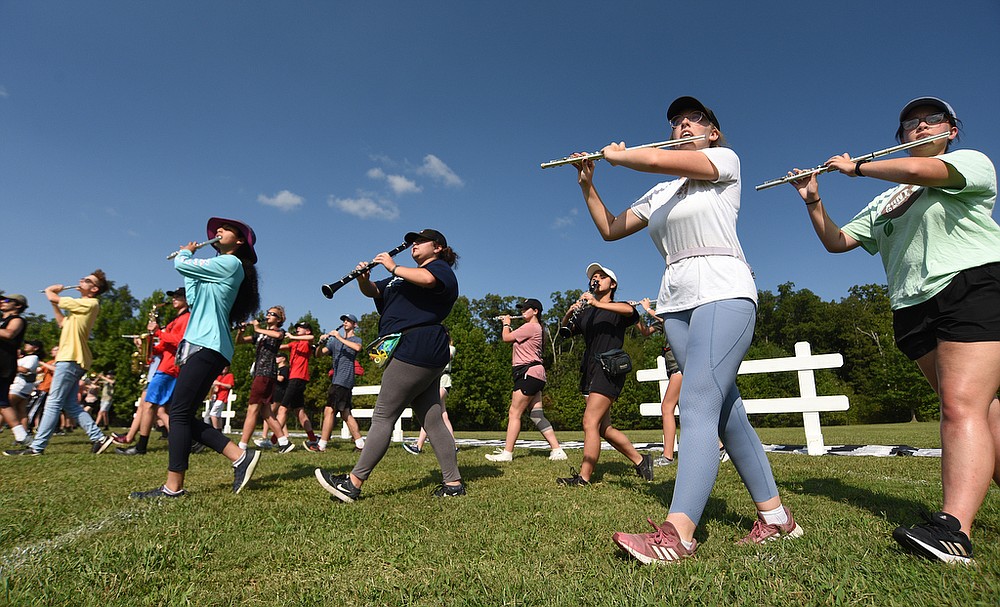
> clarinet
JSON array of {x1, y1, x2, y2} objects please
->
[{"x1": 558, "y1": 279, "x2": 598, "y2": 338}]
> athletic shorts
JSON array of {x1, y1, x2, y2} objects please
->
[
  {"x1": 894, "y1": 262, "x2": 1000, "y2": 360},
  {"x1": 209, "y1": 399, "x2": 226, "y2": 418},
  {"x1": 0, "y1": 375, "x2": 12, "y2": 407},
  {"x1": 272, "y1": 383, "x2": 286, "y2": 405},
  {"x1": 249, "y1": 375, "x2": 276, "y2": 405},
  {"x1": 580, "y1": 358, "x2": 626, "y2": 400},
  {"x1": 281, "y1": 378, "x2": 307, "y2": 409},
  {"x1": 514, "y1": 375, "x2": 545, "y2": 396},
  {"x1": 99, "y1": 399, "x2": 112, "y2": 412},
  {"x1": 326, "y1": 384, "x2": 353, "y2": 413},
  {"x1": 662, "y1": 345, "x2": 680, "y2": 377},
  {"x1": 146, "y1": 372, "x2": 177, "y2": 406}
]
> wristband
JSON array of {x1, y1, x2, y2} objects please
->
[
  {"x1": 805, "y1": 198, "x2": 821, "y2": 206},
  {"x1": 390, "y1": 266, "x2": 397, "y2": 276},
  {"x1": 854, "y1": 160, "x2": 868, "y2": 177}
]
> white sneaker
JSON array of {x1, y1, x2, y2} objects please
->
[
  {"x1": 548, "y1": 448, "x2": 568, "y2": 461},
  {"x1": 485, "y1": 448, "x2": 513, "y2": 462}
]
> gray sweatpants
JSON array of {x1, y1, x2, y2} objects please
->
[{"x1": 352, "y1": 357, "x2": 461, "y2": 484}]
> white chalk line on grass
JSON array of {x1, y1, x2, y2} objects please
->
[{"x1": 0, "y1": 509, "x2": 148, "y2": 578}]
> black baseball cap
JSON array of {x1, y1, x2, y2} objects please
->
[
  {"x1": 667, "y1": 96, "x2": 721, "y2": 130},
  {"x1": 404, "y1": 229, "x2": 448, "y2": 248},
  {"x1": 519, "y1": 298, "x2": 543, "y2": 313},
  {"x1": 166, "y1": 287, "x2": 186, "y2": 298}
]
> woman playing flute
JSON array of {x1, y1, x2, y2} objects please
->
[
  {"x1": 788, "y1": 97, "x2": 1000, "y2": 565},
  {"x1": 572, "y1": 96, "x2": 802, "y2": 563},
  {"x1": 130, "y1": 217, "x2": 261, "y2": 499},
  {"x1": 485, "y1": 298, "x2": 567, "y2": 463}
]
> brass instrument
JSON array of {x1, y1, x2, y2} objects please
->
[{"x1": 130, "y1": 304, "x2": 164, "y2": 374}]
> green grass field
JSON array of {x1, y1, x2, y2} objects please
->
[{"x1": 1, "y1": 422, "x2": 997, "y2": 606}]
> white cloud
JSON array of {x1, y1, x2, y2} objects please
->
[
  {"x1": 328, "y1": 194, "x2": 400, "y2": 221},
  {"x1": 417, "y1": 154, "x2": 463, "y2": 188},
  {"x1": 552, "y1": 207, "x2": 578, "y2": 229},
  {"x1": 367, "y1": 167, "x2": 421, "y2": 195},
  {"x1": 257, "y1": 190, "x2": 304, "y2": 211},
  {"x1": 0, "y1": 86, "x2": 8, "y2": 98}
]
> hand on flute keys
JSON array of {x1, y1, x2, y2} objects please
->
[{"x1": 786, "y1": 167, "x2": 820, "y2": 204}]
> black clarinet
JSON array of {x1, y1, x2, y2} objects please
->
[
  {"x1": 321, "y1": 242, "x2": 411, "y2": 299},
  {"x1": 558, "y1": 279, "x2": 598, "y2": 338}
]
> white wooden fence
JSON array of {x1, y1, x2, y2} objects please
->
[
  {"x1": 636, "y1": 341, "x2": 849, "y2": 455},
  {"x1": 341, "y1": 384, "x2": 412, "y2": 443}
]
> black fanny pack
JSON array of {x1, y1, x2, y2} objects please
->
[
  {"x1": 595, "y1": 348, "x2": 632, "y2": 376},
  {"x1": 512, "y1": 361, "x2": 543, "y2": 383}
]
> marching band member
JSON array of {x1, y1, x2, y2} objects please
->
[
  {"x1": 556, "y1": 264, "x2": 651, "y2": 486},
  {"x1": 485, "y1": 298, "x2": 566, "y2": 463},
  {"x1": 571, "y1": 97, "x2": 801, "y2": 563},
  {"x1": 130, "y1": 217, "x2": 262, "y2": 498},
  {"x1": 315, "y1": 229, "x2": 463, "y2": 502},
  {"x1": 788, "y1": 97, "x2": 1000, "y2": 565}
]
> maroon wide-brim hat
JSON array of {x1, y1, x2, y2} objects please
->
[{"x1": 207, "y1": 217, "x2": 257, "y2": 264}]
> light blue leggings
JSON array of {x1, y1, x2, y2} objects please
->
[{"x1": 662, "y1": 298, "x2": 778, "y2": 525}]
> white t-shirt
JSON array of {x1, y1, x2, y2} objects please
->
[
  {"x1": 10, "y1": 354, "x2": 39, "y2": 396},
  {"x1": 630, "y1": 146, "x2": 757, "y2": 313}
]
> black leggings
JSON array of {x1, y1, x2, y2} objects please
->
[{"x1": 168, "y1": 347, "x2": 233, "y2": 472}]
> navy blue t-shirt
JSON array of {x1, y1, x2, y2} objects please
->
[{"x1": 373, "y1": 259, "x2": 458, "y2": 368}]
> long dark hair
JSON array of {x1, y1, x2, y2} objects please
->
[
  {"x1": 436, "y1": 245, "x2": 460, "y2": 267},
  {"x1": 229, "y1": 240, "x2": 260, "y2": 325}
]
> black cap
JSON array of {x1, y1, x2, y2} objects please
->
[
  {"x1": 667, "y1": 96, "x2": 721, "y2": 130},
  {"x1": 404, "y1": 229, "x2": 448, "y2": 248},
  {"x1": 293, "y1": 321, "x2": 312, "y2": 330},
  {"x1": 166, "y1": 287, "x2": 186, "y2": 298},
  {"x1": 519, "y1": 298, "x2": 543, "y2": 313}
]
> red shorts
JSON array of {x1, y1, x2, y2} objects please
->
[{"x1": 248, "y1": 375, "x2": 276, "y2": 405}]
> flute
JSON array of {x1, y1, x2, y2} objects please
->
[
  {"x1": 166, "y1": 236, "x2": 223, "y2": 260},
  {"x1": 540, "y1": 135, "x2": 706, "y2": 169},
  {"x1": 755, "y1": 132, "x2": 952, "y2": 191},
  {"x1": 38, "y1": 285, "x2": 80, "y2": 294}
]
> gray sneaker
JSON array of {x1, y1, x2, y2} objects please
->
[
  {"x1": 232, "y1": 450, "x2": 261, "y2": 494},
  {"x1": 652, "y1": 456, "x2": 674, "y2": 467}
]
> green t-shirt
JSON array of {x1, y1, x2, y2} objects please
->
[{"x1": 841, "y1": 149, "x2": 1000, "y2": 310}]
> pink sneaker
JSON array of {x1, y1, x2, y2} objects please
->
[
  {"x1": 612, "y1": 518, "x2": 697, "y2": 564},
  {"x1": 737, "y1": 505, "x2": 804, "y2": 544}
]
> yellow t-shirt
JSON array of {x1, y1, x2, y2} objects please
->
[{"x1": 55, "y1": 296, "x2": 100, "y2": 369}]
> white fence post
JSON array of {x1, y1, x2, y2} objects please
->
[{"x1": 795, "y1": 342, "x2": 825, "y2": 456}]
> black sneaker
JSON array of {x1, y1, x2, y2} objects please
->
[
  {"x1": 129, "y1": 485, "x2": 187, "y2": 500},
  {"x1": 556, "y1": 467, "x2": 590, "y2": 486},
  {"x1": 315, "y1": 469, "x2": 361, "y2": 503},
  {"x1": 115, "y1": 446, "x2": 145, "y2": 456},
  {"x1": 190, "y1": 441, "x2": 207, "y2": 454},
  {"x1": 3, "y1": 447, "x2": 42, "y2": 457},
  {"x1": 635, "y1": 453, "x2": 654, "y2": 481},
  {"x1": 893, "y1": 511, "x2": 974, "y2": 565},
  {"x1": 432, "y1": 482, "x2": 467, "y2": 498},
  {"x1": 232, "y1": 450, "x2": 261, "y2": 494},
  {"x1": 402, "y1": 443, "x2": 422, "y2": 455},
  {"x1": 276, "y1": 441, "x2": 295, "y2": 454},
  {"x1": 92, "y1": 435, "x2": 115, "y2": 454}
]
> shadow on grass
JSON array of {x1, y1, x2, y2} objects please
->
[{"x1": 788, "y1": 477, "x2": 929, "y2": 527}]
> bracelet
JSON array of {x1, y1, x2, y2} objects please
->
[
  {"x1": 854, "y1": 160, "x2": 868, "y2": 177},
  {"x1": 503, "y1": 324, "x2": 511, "y2": 329},
  {"x1": 805, "y1": 198, "x2": 821, "y2": 206},
  {"x1": 390, "y1": 266, "x2": 397, "y2": 276}
]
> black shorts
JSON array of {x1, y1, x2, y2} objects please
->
[
  {"x1": 281, "y1": 378, "x2": 307, "y2": 409},
  {"x1": 580, "y1": 358, "x2": 626, "y2": 400},
  {"x1": 893, "y1": 262, "x2": 1000, "y2": 360},
  {"x1": 326, "y1": 384, "x2": 353, "y2": 413},
  {"x1": 514, "y1": 375, "x2": 545, "y2": 396}
]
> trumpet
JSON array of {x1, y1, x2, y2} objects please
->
[
  {"x1": 38, "y1": 284, "x2": 80, "y2": 294},
  {"x1": 755, "y1": 132, "x2": 952, "y2": 191},
  {"x1": 166, "y1": 236, "x2": 222, "y2": 260},
  {"x1": 540, "y1": 135, "x2": 706, "y2": 169},
  {"x1": 321, "y1": 241, "x2": 411, "y2": 299}
]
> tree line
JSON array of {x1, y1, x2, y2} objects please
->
[{"x1": 10, "y1": 281, "x2": 937, "y2": 431}]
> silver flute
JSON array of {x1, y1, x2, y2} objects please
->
[
  {"x1": 755, "y1": 132, "x2": 952, "y2": 191},
  {"x1": 38, "y1": 284, "x2": 80, "y2": 293},
  {"x1": 166, "y1": 236, "x2": 223, "y2": 260},
  {"x1": 540, "y1": 135, "x2": 706, "y2": 169}
]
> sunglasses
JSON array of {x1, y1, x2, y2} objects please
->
[
  {"x1": 266, "y1": 312, "x2": 280, "y2": 317},
  {"x1": 901, "y1": 112, "x2": 949, "y2": 132}
]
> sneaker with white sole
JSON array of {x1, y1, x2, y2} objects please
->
[
  {"x1": 556, "y1": 467, "x2": 590, "y2": 486},
  {"x1": 232, "y1": 450, "x2": 261, "y2": 494},
  {"x1": 485, "y1": 448, "x2": 513, "y2": 462},
  {"x1": 315, "y1": 469, "x2": 361, "y2": 503},
  {"x1": 737, "y1": 505, "x2": 804, "y2": 544},
  {"x1": 253, "y1": 438, "x2": 274, "y2": 450},
  {"x1": 548, "y1": 448, "x2": 567, "y2": 461},
  {"x1": 612, "y1": 518, "x2": 697, "y2": 564},
  {"x1": 276, "y1": 441, "x2": 295, "y2": 454},
  {"x1": 92, "y1": 435, "x2": 116, "y2": 454},
  {"x1": 892, "y1": 511, "x2": 974, "y2": 565},
  {"x1": 3, "y1": 447, "x2": 42, "y2": 456},
  {"x1": 402, "y1": 443, "x2": 422, "y2": 455},
  {"x1": 719, "y1": 446, "x2": 730, "y2": 463},
  {"x1": 652, "y1": 456, "x2": 674, "y2": 467},
  {"x1": 129, "y1": 485, "x2": 187, "y2": 500},
  {"x1": 431, "y1": 482, "x2": 467, "y2": 497},
  {"x1": 303, "y1": 440, "x2": 324, "y2": 452}
]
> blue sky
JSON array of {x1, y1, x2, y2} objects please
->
[{"x1": 3, "y1": 1, "x2": 999, "y2": 330}]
